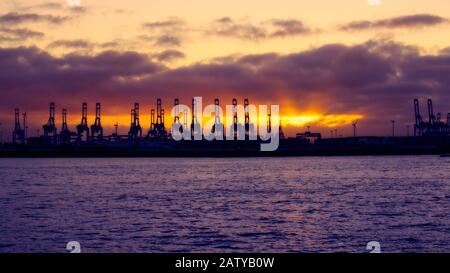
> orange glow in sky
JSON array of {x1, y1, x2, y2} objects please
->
[
  {"x1": 60, "y1": 112, "x2": 363, "y2": 136},
  {"x1": 281, "y1": 114, "x2": 363, "y2": 128}
]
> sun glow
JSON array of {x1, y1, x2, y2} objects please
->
[
  {"x1": 62, "y1": 110, "x2": 364, "y2": 136},
  {"x1": 281, "y1": 114, "x2": 364, "y2": 128}
]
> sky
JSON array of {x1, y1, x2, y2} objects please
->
[{"x1": 1, "y1": 0, "x2": 450, "y2": 138}]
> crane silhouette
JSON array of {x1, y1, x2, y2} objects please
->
[{"x1": 352, "y1": 120, "x2": 358, "y2": 137}]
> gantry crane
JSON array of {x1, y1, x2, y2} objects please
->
[
  {"x1": 60, "y1": 108, "x2": 72, "y2": 144},
  {"x1": 76, "y1": 103, "x2": 89, "y2": 142},
  {"x1": 90, "y1": 103, "x2": 103, "y2": 141},
  {"x1": 12, "y1": 108, "x2": 25, "y2": 144},
  {"x1": 43, "y1": 102, "x2": 57, "y2": 140},
  {"x1": 128, "y1": 103, "x2": 142, "y2": 141}
]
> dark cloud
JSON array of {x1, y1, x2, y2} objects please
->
[
  {"x1": 401, "y1": 54, "x2": 450, "y2": 86},
  {"x1": 142, "y1": 17, "x2": 312, "y2": 45},
  {"x1": 100, "y1": 41, "x2": 121, "y2": 48},
  {"x1": 1, "y1": 41, "x2": 450, "y2": 135},
  {"x1": 99, "y1": 40, "x2": 122, "y2": 48},
  {"x1": 0, "y1": 12, "x2": 70, "y2": 25},
  {"x1": 0, "y1": 47, "x2": 164, "y2": 104},
  {"x1": 142, "y1": 17, "x2": 184, "y2": 30},
  {"x1": 0, "y1": 27, "x2": 45, "y2": 42},
  {"x1": 152, "y1": 50, "x2": 185, "y2": 62},
  {"x1": 215, "y1": 17, "x2": 233, "y2": 24},
  {"x1": 47, "y1": 39, "x2": 94, "y2": 49},
  {"x1": 440, "y1": 47, "x2": 450, "y2": 55},
  {"x1": 208, "y1": 17, "x2": 267, "y2": 40},
  {"x1": 33, "y1": 2, "x2": 64, "y2": 10},
  {"x1": 141, "y1": 18, "x2": 185, "y2": 47},
  {"x1": 69, "y1": 6, "x2": 88, "y2": 14},
  {"x1": 19, "y1": 1, "x2": 88, "y2": 14},
  {"x1": 340, "y1": 14, "x2": 448, "y2": 31},
  {"x1": 207, "y1": 17, "x2": 314, "y2": 40},
  {"x1": 154, "y1": 35, "x2": 182, "y2": 47},
  {"x1": 137, "y1": 34, "x2": 183, "y2": 48},
  {"x1": 269, "y1": 19, "x2": 312, "y2": 37},
  {"x1": 237, "y1": 53, "x2": 279, "y2": 66}
]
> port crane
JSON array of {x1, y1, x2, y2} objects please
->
[
  {"x1": 90, "y1": 103, "x2": 103, "y2": 141},
  {"x1": 191, "y1": 98, "x2": 201, "y2": 139},
  {"x1": 12, "y1": 108, "x2": 25, "y2": 144},
  {"x1": 76, "y1": 103, "x2": 89, "y2": 142},
  {"x1": 172, "y1": 98, "x2": 184, "y2": 135},
  {"x1": 60, "y1": 109, "x2": 72, "y2": 144},
  {"x1": 128, "y1": 103, "x2": 142, "y2": 141},
  {"x1": 211, "y1": 98, "x2": 224, "y2": 139},
  {"x1": 148, "y1": 99, "x2": 167, "y2": 139},
  {"x1": 154, "y1": 99, "x2": 166, "y2": 137},
  {"x1": 414, "y1": 98, "x2": 449, "y2": 136},
  {"x1": 43, "y1": 102, "x2": 57, "y2": 142}
]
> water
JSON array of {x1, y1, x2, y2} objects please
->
[{"x1": 0, "y1": 156, "x2": 449, "y2": 253}]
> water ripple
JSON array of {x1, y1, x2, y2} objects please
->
[{"x1": 0, "y1": 156, "x2": 449, "y2": 252}]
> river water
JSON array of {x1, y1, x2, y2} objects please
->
[{"x1": 0, "y1": 156, "x2": 449, "y2": 253}]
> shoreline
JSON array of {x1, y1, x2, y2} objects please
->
[{"x1": 1, "y1": 136, "x2": 450, "y2": 158}]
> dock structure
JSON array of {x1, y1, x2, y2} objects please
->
[{"x1": 414, "y1": 98, "x2": 450, "y2": 137}]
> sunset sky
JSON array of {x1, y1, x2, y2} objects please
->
[{"x1": 1, "y1": 0, "x2": 450, "y2": 138}]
